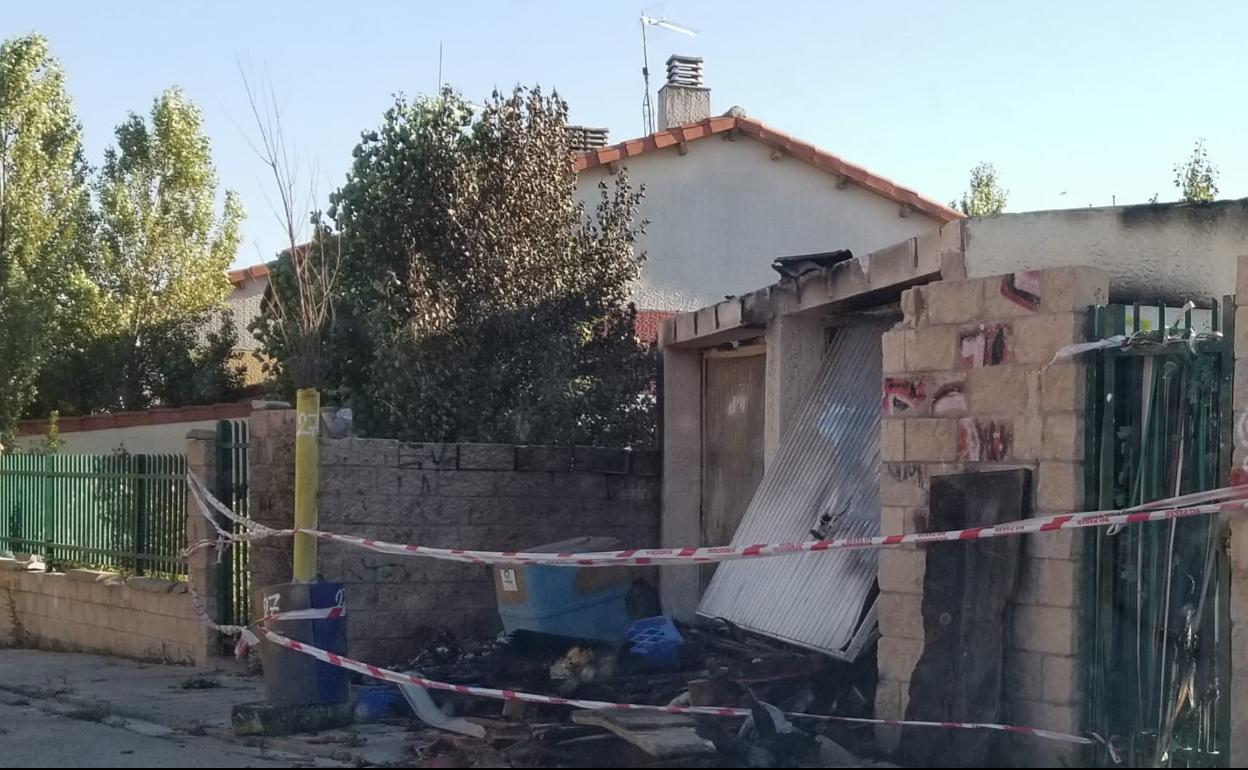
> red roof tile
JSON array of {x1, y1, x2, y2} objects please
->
[{"x1": 573, "y1": 116, "x2": 962, "y2": 224}]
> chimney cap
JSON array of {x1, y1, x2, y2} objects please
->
[{"x1": 665, "y1": 54, "x2": 704, "y2": 88}]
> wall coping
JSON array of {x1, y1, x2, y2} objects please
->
[{"x1": 19, "y1": 401, "x2": 253, "y2": 436}]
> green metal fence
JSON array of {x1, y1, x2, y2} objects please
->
[
  {"x1": 216, "y1": 419, "x2": 251, "y2": 628},
  {"x1": 0, "y1": 453, "x2": 188, "y2": 579},
  {"x1": 1083, "y1": 301, "x2": 1233, "y2": 767}
]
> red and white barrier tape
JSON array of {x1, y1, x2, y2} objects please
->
[
  {"x1": 255, "y1": 624, "x2": 1120, "y2": 761},
  {"x1": 187, "y1": 473, "x2": 1248, "y2": 568}
]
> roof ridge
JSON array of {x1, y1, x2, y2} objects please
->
[{"x1": 572, "y1": 116, "x2": 961, "y2": 223}]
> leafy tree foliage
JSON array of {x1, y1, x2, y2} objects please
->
[
  {"x1": 0, "y1": 34, "x2": 94, "y2": 443},
  {"x1": 952, "y1": 162, "x2": 1008, "y2": 216},
  {"x1": 1174, "y1": 138, "x2": 1218, "y2": 203},
  {"x1": 256, "y1": 87, "x2": 655, "y2": 446}
]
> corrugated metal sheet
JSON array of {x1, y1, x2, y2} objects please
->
[{"x1": 697, "y1": 321, "x2": 888, "y2": 657}]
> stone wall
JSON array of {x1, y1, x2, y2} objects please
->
[
  {"x1": 875, "y1": 265, "x2": 1108, "y2": 764},
  {"x1": 248, "y1": 408, "x2": 661, "y2": 663},
  {"x1": 0, "y1": 565, "x2": 206, "y2": 665}
]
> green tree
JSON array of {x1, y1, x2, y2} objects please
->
[
  {"x1": 952, "y1": 162, "x2": 1008, "y2": 216},
  {"x1": 0, "y1": 34, "x2": 95, "y2": 445},
  {"x1": 35, "y1": 87, "x2": 245, "y2": 414},
  {"x1": 1174, "y1": 138, "x2": 1218, "y2": 203},
  {"x1": 258, "y1": 87, "x2": 654, "y2": 446}
]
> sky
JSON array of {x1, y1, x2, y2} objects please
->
[{"x1": 5, "y1": 1, "x2": 1246, "y2": 268}]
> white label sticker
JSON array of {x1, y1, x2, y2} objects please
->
[{"x1": 500, "y1": 569, "x2": 518, "y2": 593}]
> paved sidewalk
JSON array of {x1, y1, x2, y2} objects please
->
[{"x1": 0, "y1": 649, "x2": 413, "y2": 767}]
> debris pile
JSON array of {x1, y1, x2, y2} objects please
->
[{"x1": 362, "y1": 618, "x2": 889, "y2": 768}]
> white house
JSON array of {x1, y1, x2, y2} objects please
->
[{"x1": 572, "y1": 55, "x2": 961, "y2": 313}]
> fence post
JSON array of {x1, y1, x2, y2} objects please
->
[
  {"x1": 133, "y1": 455, "x2": 148, "y2": 576},
  {"x1": 42, "y1": 454, "x2": 54, "y2": 562},
  {"x1": 186, "y1": 428, "x2": 221, "y2": 666}
]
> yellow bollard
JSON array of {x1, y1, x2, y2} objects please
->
[{"x1": 293, "y1": 388, "x2": 320, "y2": 582}]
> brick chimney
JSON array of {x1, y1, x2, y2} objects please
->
[{"x1": 657, "y1": 55, "x2": 710, "y2": 129}]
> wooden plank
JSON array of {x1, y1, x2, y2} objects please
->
[
  {"x1": 900, "y1": 469, "x2": 1029, "y2": 767},
  {"x1": 571, "y1": 710, "x2": 717, "y2": 758}
]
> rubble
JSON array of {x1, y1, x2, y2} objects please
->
[{"x1": 360, "y1": 619, "x2": 887, "y2": 768}]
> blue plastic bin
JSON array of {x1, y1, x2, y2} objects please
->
[
  {"x1": 354, "y1": 685, "x2": 407, "y2": 722},
  {"x1": 626, "y1": 616, "x2": 684, "y2": 669},
  {"x1": 495, "y1": 537, "x2": 632, "y2": 643}
]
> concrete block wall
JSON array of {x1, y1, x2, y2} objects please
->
[
  {"x1": 248, "y1": 408, "x2": 661, "y2": 663},
  {"x1": 876, "y1": 265, "x2": 1108, "y2": 764},
  {"x1": 0, "y1": 565, "x2": 205, "y2": 664}
]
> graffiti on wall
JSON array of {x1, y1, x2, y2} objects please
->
[
  {"x1": 1000, "y1": 270, "x2": 1042, "y2": 312},
  {"x1": 960, "y1": 324, "x2": 1012, "y2": 368},
  {"x1": 958, "y1": 417, "x2": 1013, "y2": 462}
]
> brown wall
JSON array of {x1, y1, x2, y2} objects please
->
[{"x1": 248, "y1": 408, "x2": 661, "y2": 663}]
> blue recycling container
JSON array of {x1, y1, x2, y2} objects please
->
[
  {"x1": 259, "y1": 581, "x2": 350, "y2": 707},
  {"x1": 494, "y1": 537, "x2": 632, "y2": 643}
]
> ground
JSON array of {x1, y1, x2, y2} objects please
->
[{"x1": 0, "y1": 649, "x2": 411, "y2": 768}]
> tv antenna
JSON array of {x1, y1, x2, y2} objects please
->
[{"x1": 640, "y1": 14, "x2": 697, "y2": 134}]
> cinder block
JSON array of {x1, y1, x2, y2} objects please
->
[
  {"x1": 878, "y1": 591, "x2": 924, "y2": 641},
  {"x1": 396, "y1": 469, "x2": 437, "y2": 496},
  {"x1": 398, "y1": 442, "x2": 458, "y2": 470},
  {"x1": 1042, "y1": 654, "x2": 1079, "y2": 705},
  {"x1": 983, "y1": 272, "x2": 1042, "y2": 318},
  {"x1": 573, "y1": 446, "x2": 630, "y2": 474},
  {"x1": 516, "y1": 445, "x2": 574, "y2": 472},
  {"x1": 1011, "y1": 313, "x2": 1085, "y2": 367},
  {"x1": 1012, "y1": 414, "x2": 1044, "y2": 461},
  {"x1": 1016, "y1": 557, "x2": 1078, "y2": 608},
  {"x1": 1039, "y1": 266, "x2": 1109, "y2": 314},
  {"x1": 608, "y1": 475, "x2": 659, "y2": 501},
  {"x1": 458, "y1": 443, "x2": 516, "y2": 471},
  {"x1": 1037, "y1": 461, "x2": 1084, "y2": 512},
  {"x1": 966, "y1": 366, "x2": 1029, "y2": 414},
  {"x1": 1237, "y1": 307, "x2": 1248, "y2": 360},
  {"x1": 905, "y1": 419, "x2": 958, "y2": 462},
  {"x1": 881, "y1": 463, "x2": 928, "y2": 507},
  {"x1": 879, "y1": 551, "x2": 927, "y2": 595},
  {"x1": 1041, "y1": 413, "x2": 1084, "y2": 461},
  {"x1": 881, "y1": 420, "x2": 906, "y2": 462},
  {"x1": 875, "y1": 679, "x2": 903, "y2": 721},
  {"x1": 438, "y1": 471, "x2": 499, "y2": 497},
  {"x1": 496, "y1": 471, "x2": 554, "y2": 498},
  {"x1": 1011, "y1": 698, "x2": 1077, "y2": 735},
  {"x1": 1237, "y1": 254, "x2": 1248, "y2": 301},
  {"x1": 904, "y1": 326, "x2": 958, "y2": 372},
  {"x1": 1040, "y1": 363, "x2": 1085, "y2": 412},
  {"x1": 900, "y1": 287, "x2": 926, "y2": 327},
  {"x1": 321, "y1": 437, "x2": 399, "y2": 467},
  {"x1": 1008, "y1": 650, "x2": 1045, "y2": 701},
  {"x1": 1025, "y1": 529, "x2": 1082, "y2": 561},
  {"x1": 553, "y1": 473, "x2": 609, "y2": 499},
  {"x1": 878, "y1": 635, "x2": 923, "y2": 683},
  {"x1": 631, "y1": 450, "x2": 661, "y2": 476},
  {"x1": 882, "y1": 330, "x2": 907, "y2": 374},
  {"x1": 925, "y1": 279, "x2": 984, "y2": 325},
  {"x1": 1013, "y1": 605, "x2": 1076, "y2": 655}
]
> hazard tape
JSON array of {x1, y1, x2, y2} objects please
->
[
  {"x1": 186, "y1": 473, "x2": 1248, "y2": 568},
  {"x1": 255, "y1": 624, "x2": 1120, "y2": 761}
]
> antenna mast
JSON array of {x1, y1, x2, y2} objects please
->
[{"x1": 640, "y1": 15, "x2": 698, "y2": 135}]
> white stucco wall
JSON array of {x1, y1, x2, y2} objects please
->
[
  {"x1": 964, "y1": 200, "x2": 1248, "y2": 302},
  {"x1": 11, "y1": 420, "x2": 219, "y2": 455},
  {"x1": 575, "y1": 135, "x2": 943, "y2": 311}
]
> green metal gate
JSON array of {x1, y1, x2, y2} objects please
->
[
  {"x1": 215, "y1": 419, "x2": 251, "y2": 630},
  {"x1": 1083, "y1": 302, "x2": 1234, "y2": 767},
  {"x1": 0, "y1": 453, "x2": 187, "y2": 577}
]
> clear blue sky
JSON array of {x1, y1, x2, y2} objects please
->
[{"x1": 5, "y1": 1, "x2": 1244, "y2": 267}]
